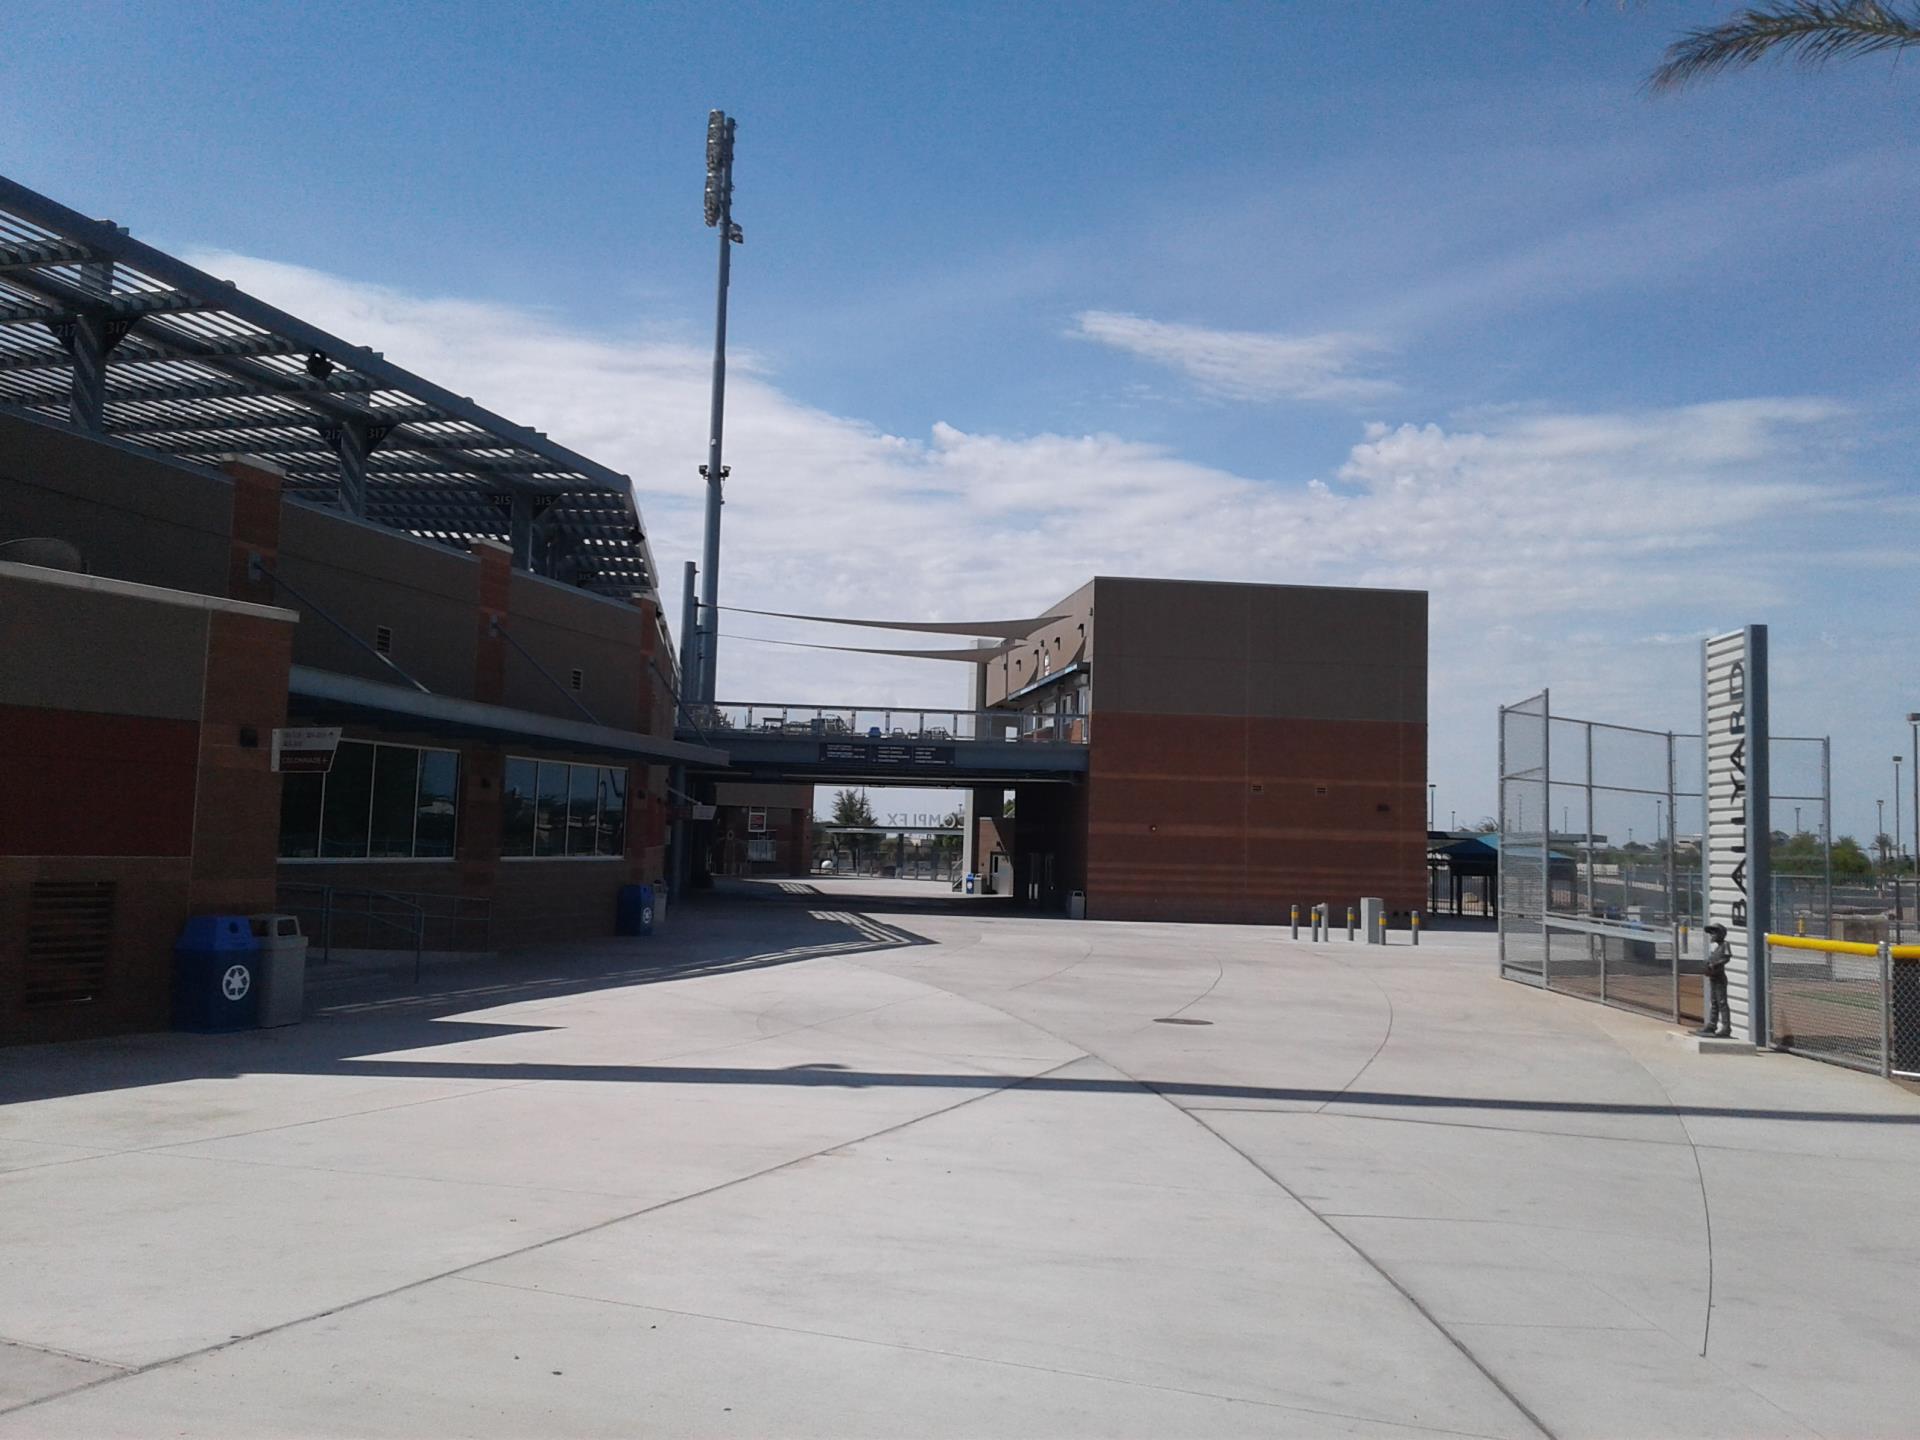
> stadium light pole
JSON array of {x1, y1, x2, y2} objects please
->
[
  {"x1": 698, "y1": 109, "x2": 743, "y2": 704},
  {"x1": 1896, "y1": 754, "x2": 1906, "y2": 941},
  {"x1": 1908, "y1": 711, "x2": 1919, "y2": 888}
]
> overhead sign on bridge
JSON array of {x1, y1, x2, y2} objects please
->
[{"x1": 820, "y1": 742, "x2": 955, "y2": 769}]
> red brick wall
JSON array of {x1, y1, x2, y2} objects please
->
[
  {"x1": 0, "y1": 706, "x2": 199, "y2": 858},
  {"x1": 1086, "y1": 712, "x2": 1426, "y2": 923}
]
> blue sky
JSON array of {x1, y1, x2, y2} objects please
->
[{"x1": 4, "y1": 1, "x2": 1916, "y2": 840}]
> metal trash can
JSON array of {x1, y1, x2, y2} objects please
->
[
  {"x1": 616, "y1": 883, "x2": 655, "y2": 937},
  {"x1": 1068, "y1": 890, "x2": 1087, "y2": 920},
  {"x1": 249, "y1": 914, "x2": 308, "y2": 1028},
  {"x1": 172, "y1": 916, "x2": 260, "y2": 1032}
]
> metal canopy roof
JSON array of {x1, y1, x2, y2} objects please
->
[{"x1": 0, "y1": 174, "x2": 659, "y2": 602}]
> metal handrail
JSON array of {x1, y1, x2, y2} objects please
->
[
  {"x1": 688, "y1": 702, "x2": 1090, "y2": 745},
  {"x1": 275, "y1": 883, "x2": 493, "y2": 984}
]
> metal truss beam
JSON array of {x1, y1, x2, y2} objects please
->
[
  {"x1": 0, "y1": 237, "x2": 95, "y2": 270},
  {"x1": 0, "y1": 289, "x2": 211, "y2": 326},
  {"x1": 0, "y1": 176, "x2": 634, "y2": 493},
  {"x1": 108, "y1": 402, "x2": 440, "y2": 435}
]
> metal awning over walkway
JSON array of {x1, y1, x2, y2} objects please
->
[
  {"x1": 291, "y1": 666, "x2": 727, "y2": 768},
  {"x1": 0, "y1": 174, "x2": 658, "y2": 602}
]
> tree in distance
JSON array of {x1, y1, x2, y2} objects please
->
[
  {"x1": 828, "y1": 788, "x2": 876, "y2": 873},
  {"x1": 1648, "y1": 1, "x2": 1920, "y2": 90}
]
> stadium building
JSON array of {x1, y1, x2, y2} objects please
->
[
  {"x1": 1, "y1": 172, "x2": 1430, "y2": 1044},
  {"x1": 0, "y1": 176, "x2": 716, "y2": 1043}
]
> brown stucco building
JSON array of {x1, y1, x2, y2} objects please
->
[{"x1": 975, "y1": 576, "x2": 1428, "y2": 924}]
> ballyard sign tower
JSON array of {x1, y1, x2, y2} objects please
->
[{"x1": 1702, "y1": 626, "x2": 1771, "y2": 1044}]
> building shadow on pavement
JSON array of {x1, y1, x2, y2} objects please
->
[{"x1": 0, "y1": 902, "x2": 933, "y2": 1106}]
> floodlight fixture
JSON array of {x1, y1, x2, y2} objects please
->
[{"x1": 705, "y1": 110, "x2": 735, "y2": 228}]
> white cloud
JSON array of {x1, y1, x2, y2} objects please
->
[
  {"x1": 1069, "y1": 309, "x2": 1396, "y2": 404},
  {"x1": 191, "y1": 251, "x2": 1903, "y2": 829}
]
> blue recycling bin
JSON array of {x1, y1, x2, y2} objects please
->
[
  {"x1": 172, "y1": 916, "x2": 260, "y2": 1032},
  {"x1": 616, "y1": 883, "x2": 655, "y2": 937},
  {"x1": 965, "y1": 873, "x2": 976, "y2": 895}
]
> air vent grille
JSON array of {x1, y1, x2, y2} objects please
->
[{"x1": 25, "y1": 880, "x2": 115, "y2": 1008}]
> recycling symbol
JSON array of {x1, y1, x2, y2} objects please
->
[{"x1": 222, "y1": 964, "x2": 252, "y2": 1002}]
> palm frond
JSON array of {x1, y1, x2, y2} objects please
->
[{"x1": 1649, "y1": 0, "x2": 1920, "y2": 90}]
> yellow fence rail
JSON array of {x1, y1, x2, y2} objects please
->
[
  {"x1": 1764, "y1": 933, "x2": 1920, "y2": 1079},
  {"x1": 1766, "y1": 934, "x2": 1920, "y2": 960}
]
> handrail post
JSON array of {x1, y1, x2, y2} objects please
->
[{"x1": 1882, "y1": 941, "x2": 1894, "y2": 1079}]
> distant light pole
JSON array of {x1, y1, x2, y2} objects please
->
[
  {"x1": 1896, "y1": 755, "x2": 1906, "y2": 941},
  {"x1": 1428, "y1": 783, "x2": 1436, "y2": 828},
  {"x1": 697, "y1": 109, "x2": 744, "y2": 704},
  {"x1": 1877, "y1": 799, "x2": 1886, "y2": 869},
  {"x1": 1909, "y1": 711, "x2": 1920, "y2": 890}
]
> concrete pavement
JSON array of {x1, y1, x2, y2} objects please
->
[{"x1": 2, "y1": 877, "x2": 1917, "y2": 1437}]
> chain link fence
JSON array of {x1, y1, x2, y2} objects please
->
[
  {"x1": 1497, "y1": 692, "x2": 1830, "y2": 1027},
  {"x1": 1766, "y1": 936, "x2": 1920, "y2": 1077}
]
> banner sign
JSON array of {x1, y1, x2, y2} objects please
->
[
  {"x1": 1702, "y1": 626, "x2": 1770, "y2": 1042},
  {"x1": 270, "y1": 726, "x2": 342, "y2": 774}
]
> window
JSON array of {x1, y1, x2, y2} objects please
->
[
  {"x1": 535, "y1": 761, "x2": 569, "y2": 857},
  {"x1": 279, "y1": 739, "x2": 461, "y2": 860},
  {"x1": 503, "y1": 757, "x2": 629, "y2": 859},
  {"x1": 501, "y1": 758, "x2": 538, "y2": 858},
  {"x1": 597, "y1": 768, "x2": 626, "y2": 857},
  {"x1": 567, "y1": 765, "x2": 599, "y2": 856}
]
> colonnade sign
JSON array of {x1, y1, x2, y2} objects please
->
[{"x1": 1702, "y1": 625, "x2": 1770, "y2": 1043}]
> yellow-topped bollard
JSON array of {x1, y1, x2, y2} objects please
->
[
  {"x1": 1291, "y1": 903, "x2": 1299, "y2": 940},
  {"x1": 1346, "y1": 906, "x2": 1356, "y2": 941},
  {"x1": 1412, "y1": 911, "x2": 1421, "y2": 946},
  {"x1": 1378, "y1": 912, "x2": 1389, "y2": 943}
]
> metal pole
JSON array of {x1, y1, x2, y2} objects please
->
[
  {"x1": 1291, "y1": 904, "x2": 1299, "y2": 940},
  {"x1": 1496, "y1": 704, "x2": 1507, "y2": 972},
  {"x1": 1823, "y1": 737, "x2": 1834, "y2": 939},
  {"x1": 1904, "y1": 714, "x2": 1920, "y2": 936},
  {"x1": 698, "y1": 111, "x2": 739, "y2": 705},
  {"x1": 1667, "y1": 730, "x2": 1679, "y2": 1021},
  {"x1": 1541, "y1": 690, "x2": 1551, "y2": 989},
  {"x1": 1895, "y1": 756, "x2": 1905, "y2": 944},
  {"x1": 1881, "y1": 941, "x2": 1893, "y2": 1079},
  {"x1": 1584, "y1": 722, "x2": 1595, "y2": 918},
  {"x1": 1911, "y1": 715, "x2": 1920, "y2": 941}
]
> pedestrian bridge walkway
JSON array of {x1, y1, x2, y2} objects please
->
[{"x1": 677, "y1": 701, "x2": 1088, "y2": 784}]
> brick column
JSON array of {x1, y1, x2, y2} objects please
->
[
  {"x1": 473, "y1": 539, "x2": 510, "y2": 706},
  {"x1": 187, "y1": 609, "x2": 294, "y2": 915},
  {"x1": 222, "y1": 455, "x2": 284, "y2": 607}
]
